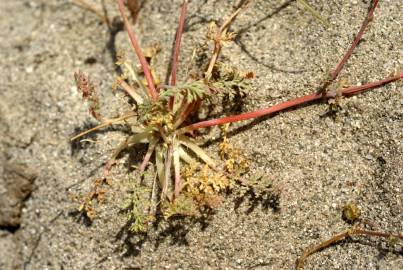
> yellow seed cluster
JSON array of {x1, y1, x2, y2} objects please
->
[
  {"x1": 219, "y1": 124, "x2": 249, "y2": 175},
  {"x1": 183, "y1": 164, "x2": 230, "y2": 195}
]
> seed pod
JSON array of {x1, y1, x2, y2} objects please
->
[{"x1": 342, "y1": 203, "x2": 361, "y2": 223}]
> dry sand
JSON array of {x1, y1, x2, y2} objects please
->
[{"x1": 0, "y1": 0, "x2": 402, "y2": 269}]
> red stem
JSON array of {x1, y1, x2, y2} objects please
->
[
  {"x1": 181, "y1": 73, "x2": 402, "y2": 132},
  {"x1": 117, "y1": 0, "x2": 158, "y2": 101},
  {"x1": 342, "y1": 73, "x2": 402, "y2": 95},
  {"x1": 169, "y1": 0, "x2": 188, "y2": 110},
  {"x1": 182, "y1": 92, "x2": 322, "y2": 132},
  {"x1": 330, "y1": 0, "x2": 379, "y2": 81},
  {"x1": 139, "y1": 141, "x2": 157, "y2": 174},
  {"x1": 174, "y1": 101, "x2": 196, "y2": 128}
]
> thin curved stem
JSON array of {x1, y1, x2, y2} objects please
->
[
  {"x1": 296, "y1": 0, "x2": 330, "y2": 28},
  {"x1": 341, "y1": 72, "x2": 402, "y2": 95},
  {"x1": 330, "y1": 0, "x2": 379, "y2": 81},
  {"x1": 123, "y1": 62, "x2": 149, "y2": 99},
  {"x1": 139, "y1": 139, "x2": 158, "y2": 175},
  {"x1": 117, "y1": 0, "x2": 158, "y2": 101},
  {"x1": 173, "y1": 101, "x2": 196, "y2": 129},
  {"x1": 204, "y1": 0, "x2": 252, "y2": 81},
  {"x1": 70, "y1": 112, "x2": 136, "y2": 141},
  {"x1": 72, "y1": 0, "x2": 111, "y2": 26},
  {"x1": 169, "y1": 0, "x2": 188, "y2": 110},
  {"x1": 296, "y1": 226, "x2": 403, "y2": 269}
]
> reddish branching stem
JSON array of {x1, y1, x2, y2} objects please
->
[
  {"x1": 181, "y1": 73, "x2": 402, "y2": 132},
  {"x1": 117, "y1": 0, "x2": 158, "y2": 101},
  {"x1": 330, "y1": 0, "x2": 379, "y2": 81},
  {"x1": 169, "y1": 0, "x2": 188, "y2": 110},
  {"x1": 181, "y1": 0, "x2": 387, "y2": 133}
]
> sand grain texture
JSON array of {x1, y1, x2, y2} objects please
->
[{"x1": 0, "y1": 0, "x2": 401, "y2": 269}]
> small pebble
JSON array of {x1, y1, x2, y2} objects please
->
[
  {"x1": 365, "y1": 154, "x2": 373, "y2": 160},
  {"x1": 26, "y1": 66, "x2": 34, "y2": 73}
]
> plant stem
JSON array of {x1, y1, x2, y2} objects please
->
[
  {"x1": 341, "y1": 73, "x2": 402, "y2": 95},
  {"x1": 219, "y1": 0, "x2": 251, "y2": 34},
  {"x1": 174, "y1": 101, "x2": 196, "y2": 129},
  {"x1": 162, "y1": 145, "x2": 173, "y2": 197},
  {"x1": 173, "y1": 141, "x2": 181, "y2": 199},
  {"x1": 123, "y1": 62, "x2": 149, "y2": 99},
  {"x1": 180, "y1": 0, "x2": 390, "y2": 133},
  {"x1": 204, "y1": 0, "x2": 252, "y2": 81},
  {"x1": 139, "y1": 139, "x2": 157, "y2": 175},
  {"x1": 296, "y1": 226, "x2": 403, "y2": 269},
  {"x1": 117, "y1": 0, "x2": 158, "y2": 101},
  {"x1": 296, "y1": 0, "x2": 330, "y2": 28},
  {"x1": 72, "y1": 0, "x2": 111, "y2": 26},
  {"x1": 70, "y1": 112, "x2": 136, "y2": 141},
  {"x1": 181, "y1": 73, "x2": 402, "y2": 132},
  {"x1": 169, "y1": 0, "x2": 188, "y2": 110},
  {"x1": 330, "y1": 0, "x2": 379, "y2": 81},
  {"x1": 120, "y1": 80, "x2": 144, "y2": 104},
  {"x1": 183, "y1": 92, "x2": 322, "y2": 132}
]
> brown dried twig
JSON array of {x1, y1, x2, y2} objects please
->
[
  {"x1": 296, "y1": 226, "x2": 403, "y2": 269},
  {"x1": 204, "y1": 0, "x2": 252, "y2": 81},
  {"x1": 71, "y1": 0, "x2": 111, "y2": 26}
]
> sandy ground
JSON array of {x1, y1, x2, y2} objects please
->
[{"x1": 0, "y1": 0, "x2": 402, "y2": 269}]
